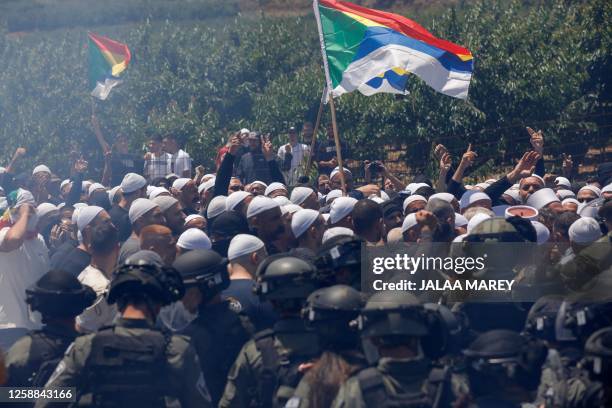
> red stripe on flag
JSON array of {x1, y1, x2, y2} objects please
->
[
  {"x1": 318, "y1": 0, "x2": 472, "y2": 59},
  {"x1": 87, "y1": 32, "x2": 132, "y2": 65}
]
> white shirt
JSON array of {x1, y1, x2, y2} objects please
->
[
  {"x1": 171, "y1": 149, "x2": 192, "y2": 177},
  {"x1": 0, "y1": 228, "x2": 49, "y2": 329},
  {"x1": 277, "y1": 143, "x2": 310, "y2": 185},
  {"x1": 77, "y1": 265, "x2": 118, "y2": 333}
]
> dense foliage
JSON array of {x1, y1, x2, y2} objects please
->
[{"x1": 0, "y1": 0, "x2": 609, "y2": 178}]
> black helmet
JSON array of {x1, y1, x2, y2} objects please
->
[
  {"x1": 26, "y1": 269, "x2": 96, "y2": 318},
  {"x1": 172, "y1": 249, "x2": 230, "y2": 301},
  {"x1": 314, "y1": 235, "x2": 362, "y2": 286},
  {"x1": 423, "y1": 303, "x2": 468, "y2": 358},
  {"x1": 523, "y1": 296, "x2": 564, "y2": 342},
  {"x1": 108, "y1": 250, "x2": 184, "y2": 306},
  {"x1": 254, "y1": 255, "x2": 318, "y2": 301},
  {"x1": 358, "y1": 291, "x2": 428, "y2": 339},
  {"x1": 555, "y1": 301, "x2": 612, "y2": 343},
  {"x1": 464, "y1": 330, "x2": 546, "y2": 393},
  {"x1": 302, "y1": 285, "x2": 364, "y2": 348},
  {"x1": 584, "y1": 327, "x2": 612, "y2": 377}
]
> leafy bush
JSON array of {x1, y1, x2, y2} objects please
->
[{"x1": 0, "y1": 0, "x2": 609, "y2": 179}]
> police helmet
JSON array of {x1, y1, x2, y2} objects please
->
[
  {"x1": 555, "y1": 301, "x2": 612, "y2": 343},
  {"x1": 26, "y1": 269, "x2": 96, "y2": 318},
  {"x1": 254, "y1": 255, "x2": 318, "y2": 301},
  {"x1": 314, "y1": 235, "x2": 362, "y2": 285},
  {"x1": 523, "y1": 295, "x2": 564, "y2": 342},
  {"x1": 172, "y1": 249, "x2": 229, "y2": 300},
  {"x1": 358, "y1": 291, "x2": 428, "y2": 339},
  {"x1": 423, "y1": 303, "x2": 467, "y2": 358},
  {"x1": 465, "y1": 217, "x2": 536, "y2": 243},
  {"x1": 108, "y1": 250, "x2": 184, "y2": 306}
]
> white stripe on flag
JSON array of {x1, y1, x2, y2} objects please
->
[
  {"x1": 91, "y1": 78, "x2": 122, "y2": 100},
  {"x1": 334, "y1": 44, "x2": 472, "y2": 100}
]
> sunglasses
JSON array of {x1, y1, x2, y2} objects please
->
[{"x1": 229, "y1": 185, "x2": 244, "y2": 191}]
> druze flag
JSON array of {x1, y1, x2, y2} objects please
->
[
  {"x1": 88, "y1": 32, "x2": 131, "y2": 100},
  {"x1": 313, "y1": 0, "x2": 474, "y2": 99}
]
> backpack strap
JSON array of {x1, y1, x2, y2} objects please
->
[
  {"x1": 426, "y1": 366, "x2": 451, "y2": 408},
  {"x1": 357, "y1": 367, "x2": 388, "y2": 408},
  {"x1": 254, "y1": 329, "x2": 280, "y2": 407}
]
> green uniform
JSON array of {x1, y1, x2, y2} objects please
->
[
  {"x1": 34, "y1": 318, "x2": 212, "y2": 408},
  {"x1": 219, "y1": 318, "x2": 320, "y2": 408},
  {"x1": 331, "y1": 357, "x2": 448, "y2": 408},
  {"x1": 561, "y1": 232, "x2": 612, "y2": 292},
  {"x1": 5, "y1": 325, "x2": 77, "y2": 387}
]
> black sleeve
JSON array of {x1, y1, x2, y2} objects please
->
[
  {"x1": 447, "y1": 179, "x2": 466, "y2": 200},
  {"x1": 0, "y1": 173, "x2": 17, "y2": 195},
  {"x1": 267, "y1": 160, "x2": 286, "y2": 185},
  {"x1": 66, "y1": 172, "x2": 83, "y2": 206},
  {"x1": 214, "y1": 153, "x2": 235, "y2": 198},
  {"x1": 483, "y1": 176, "x2": 513, "y2": 206},
  {"x1": 445, "y1": 164, "x2": 456, "y2": 184},
  {"x1": 534, "y1": 157, "x2": 545, "y2": 177}
]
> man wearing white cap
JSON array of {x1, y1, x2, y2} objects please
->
[
  {"x1": 554, "y1": 176, "x2": 572, "y2": 191},
  {"x1": 291, "y1": 209, "x2": 325, "y2": 258},
  {"x1": 118, "y1": 198, "x2": 165, "y2": 265},
  {"x1": 402, "y1": 210, "x2": 437, "y2": 243},
  {"x1": 207, "y1": 195, "x2": 227, "y2": 221},
  {"x1": 223, "y1": 234, "x2": 275, "y2": 330},
  {"x1": 246, "y1": 196, "x2": 285, "y2": 254},
  {"x1": 0, "y1": 190, "x2": 49, "y2": 349},
  {"x1": 153, "y1": 195, "x2": 186, "y2": 237},
  {"x1": 198, "y1": 176, "x2": 217, "y2": 212},
  {"x1": 403, "y1": 195, "x2": 427, "y2": 216},
  {"x1": 577, "y1": 185, "x2": 601, "y2": 204},
  {"x1": 328, "y1": 196, "x2": 358, "y2": 229},
  {"x1": 290, "y1": 186, "x2": 320, "y2": 211},
  {"x1": 225, "y1": 191, "x2": 253, "y2": 217},
  {"x1": 526, "y1": 188, "x2": 563, "y2": 214},
  {"x1": 185, "y1": 214, "x2": 207, "y2": 231},
  {"x1": 245, "y1": 180, "x2": 267, "y2": 196},
  {"x1": 459, "y1": 190, "x2": 492, "y2": 213},
  {"x1": 172, "y1": 177, "x2": 198, "y2": 215},
  {"x1": 264, "y1": 182, "x2": 288, "y2": 198},
  {"x1": 561, "y1": 215, "x2": 606, "y2": 289},
  {"x1": 602, "y1": 183, "x2": 612, "y2": 200},
  {"x1": 76, "y1": 208, "x2": 120, "y2": 333},
  {"x1": 110, "y1": 172, "x2": 147, "y2": 242},
  {"x1": 323, "y1": 226, "x2": 355, "y2": 244},
  {"x1": 176, "y1": 228, "x2": 212, "y2": 254},
  {"x1": 429, "y1": 192, "x2": 459, "y2": 212}
]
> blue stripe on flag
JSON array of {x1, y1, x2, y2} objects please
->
[
  {"x1": 353, "y1": 27, "x2": 473, "y2": 74},
  {"x1": 365, "y1": 69, "x2": 409, "y2": 92}
]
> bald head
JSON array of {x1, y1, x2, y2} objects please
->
[{"x1": 140, "y1": 224, "x2": 176, "y2": 265}]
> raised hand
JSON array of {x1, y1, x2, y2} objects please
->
[
  {"x1": 229, "y1": 133, "x2": 241, "y2": 155},
  {"x1": 14, "y1": 147, "x2": 26, "y2": 158},
  {"x1": 74, "y1": 158, "x2": 88, "y2": 174},
  {"x1": 440, "y1": 152, "x2": 452, "y2": 173},
  {"x1": 460, "y1": 143, "x2": 477, "y2": 168},
  {"x1": 527, "y1": 127, "x2": 544, "y2": 154},
  {"x1": 433, "y1": 144, "x2": 448, "y2": 161},
  {"x1": 261, "y1": 135, "x2": 274, "y2": 161},
  {"x1": 507, "y1": 151, "x2": 541, "y2": 182}
]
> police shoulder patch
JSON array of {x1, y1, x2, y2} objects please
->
[{"x1": 226, "y1": 296, "x2": 243, "y2": 313}]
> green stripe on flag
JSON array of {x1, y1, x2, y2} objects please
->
[
  {"x1": 319, "y1": 5, "x2": 368, "y2": 89},
  {"x1": 88, "y1": 37, "x2": 111, "y2": 90}
]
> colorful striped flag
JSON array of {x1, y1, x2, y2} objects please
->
[
  {"x1": 313, "y1": 0, "x2": 474, "y2": 99},
  {"x1": 88, "y1": 32, "x2": 131, "y2": 100}
]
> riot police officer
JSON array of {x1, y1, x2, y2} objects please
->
[
  {"x1": 314, "y1": 235, "x2": 363, "y2": 289},
  {"x1": 219, "y1": 255, "x2": 321, "y2": 408},
  {"x1": 172, "y1": 249, "x2": 254, "y2": 406},
  {"x1": 331, "y1": 291, "x2": 452, "y2": 408},
  {"x1": 36, "y1": 250, "x2": 212, "y2": 408},
  {"x1": 286, "y1": 284, "x2": 367, "y2": 408},
  {"x1": 462, "y1": 329, "x2": 546, "y2": 407},
  {"x1": 5, "y1": 269, "x2": 95, "y2": 387}
]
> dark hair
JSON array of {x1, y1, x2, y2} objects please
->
[
  {"x1": 305, "y1": 352, "x2": 356, "y2": 408},
  {"x1": 148, "y1": 134, "x2": 163, "y2": 142},
  {"x1": 553, "y1": 212, "x2": 581, "y2": 239},
  {"x1": 351, "y1": 199, "x2": 382, "y2": 235},
  {"x1": 90, "y1": 221, "x2": 119, "y2": 255}
]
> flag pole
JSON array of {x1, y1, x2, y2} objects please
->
[
  {"x1": 305, "y1": 86, "x2": 326, "y2": 173},
  {"x1": 313, "y1": 0, "x2": 347, "y2": 194},
  {"x1": 328, "y1": 95, "x2": 347, "y2": 194}
]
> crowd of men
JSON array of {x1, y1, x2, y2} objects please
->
[{"x1": 0, "y1": 119, "x2": 610, "y2": 408}]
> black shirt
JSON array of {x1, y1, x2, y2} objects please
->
[
  {"x1": 50, "y1": 243, "x2": 90, "y2": 277},
  {"x1": 110, "y1": 153, "x2": 144, "y2": 186},
  {"x1": 109, "y1": 204, "x2": 131, "y2": 242},
  {"x1": 316, "y1": 138, "x2": 349, "y2": 175}
]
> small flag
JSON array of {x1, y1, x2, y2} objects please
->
[
  {"x1": 88, "y1": 32, "x2": 131, "y2": 100},
  {"x1": 314, "y1": 0, "x2": 473, "y2": 99}
]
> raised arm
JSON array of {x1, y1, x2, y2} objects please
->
[
  {"x1": 436, "y1": 152, "x2": 452, "y2": 192},
  {"x1": 0, "y1": 204, "x2": 33, "y2": 252}
]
